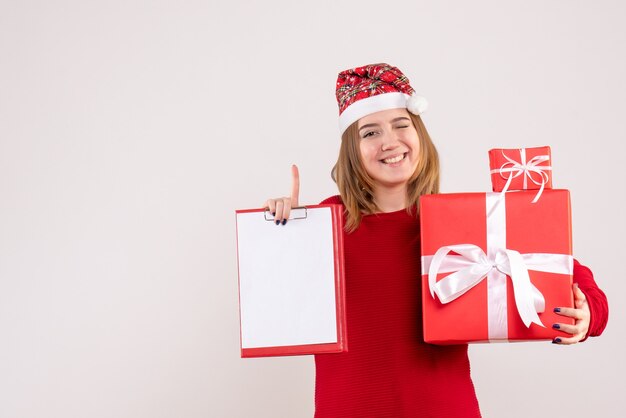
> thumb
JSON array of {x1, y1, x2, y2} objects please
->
[
  {"x1": 291, "y1": 164, "x2": 300, "y2": 207},
  {"x1": 573, "y1": 283, "x2": 586, "y2": 308}
]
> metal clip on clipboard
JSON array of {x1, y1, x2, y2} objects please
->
[{"x1": 264, "y1": 207, "x2": 308, "y2": 221}]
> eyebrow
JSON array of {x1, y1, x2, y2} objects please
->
[{"x1": 358, "y1": 117, "x2": 411, "y2": 133}]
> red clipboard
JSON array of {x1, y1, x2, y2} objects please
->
[{"x1": 235, "y1": 204, "x2": 347, "y2": 357}]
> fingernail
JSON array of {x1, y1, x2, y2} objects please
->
[
  {"x1": 275, "y1": 220, "x2": 280, "y2": 225},
  {"x1": 552, "y1": 324, "x2": 560, "y2": 329},
  {"x1": 282, "y1": 219, "x2": 287, "y2": 225},
  {"x1": 272, "y1": 212, "x2": 276, "y2": 216},
  {"x1": 553, "y1": 307, "x2": 561, "y2": 313},
  {"x1": 552, "y1": 338, "x2": 562, "y2": 344}
]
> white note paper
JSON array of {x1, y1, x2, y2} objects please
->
[{"x1": 236, "y1": 207, "x2": 338, "y2": 349}]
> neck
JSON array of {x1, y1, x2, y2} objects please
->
[{"x1": 372, "y1": 185, "x2": 407, "y2": 212}]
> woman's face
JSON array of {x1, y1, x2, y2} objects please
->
[{"x1": 357, "y1": 107, "x2": 420, "y2": 193}]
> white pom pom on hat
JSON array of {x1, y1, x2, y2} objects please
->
[{"x1": 406, "y1": 93, "x2": 428, "y2": 115}]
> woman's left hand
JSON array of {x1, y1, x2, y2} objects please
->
[{"x1": 552, "y1": 283, "x2": 590, "y2": 345}]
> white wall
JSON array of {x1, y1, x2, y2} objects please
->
[{"x1": 0, "y1": 1, "x2": 623, "y2": 417}]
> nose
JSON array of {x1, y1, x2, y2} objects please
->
[{"x1": 381, "y1": 129, "x2": 400, "y2": 151}]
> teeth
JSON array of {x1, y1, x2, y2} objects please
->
[{"x1": 383, "y1": 154, "x2": 405, "y2": 164}]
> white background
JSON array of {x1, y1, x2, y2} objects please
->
[{"x1": 0, "y1": 1, "x2": 624, "y2": 417}]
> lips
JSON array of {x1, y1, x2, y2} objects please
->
[{"x1": 382, "y1": 153, "x2": 407, "y2": 164}]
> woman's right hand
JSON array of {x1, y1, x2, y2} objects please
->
[{"x1": 264, "y1": 164, "x2": 300, "y2": 225}]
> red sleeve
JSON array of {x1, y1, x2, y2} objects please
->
[{"x1": 573, "y1": 259, "x2": 609, "y2": 339}]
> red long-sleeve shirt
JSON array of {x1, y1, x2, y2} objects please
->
[{"x1": 314, "y1": 195, "x2": 608, "y2": 418}]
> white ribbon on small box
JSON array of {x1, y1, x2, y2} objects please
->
[
  {"x1": 421, "y1": 193, "x2": 573, "y2": 341},
  {"x1": 490, "y1": 148, "x2": 552, "y2": 203}
]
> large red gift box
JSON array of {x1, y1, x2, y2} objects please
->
[
  {"x1": 420, "y1": 190, "x2": 574, "y2": 344},
  {"x1": 489, "y1": 146, "x2": 553, "y2": 195}
]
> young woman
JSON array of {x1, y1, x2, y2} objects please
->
[{"x1": 265, "y1": 63, "x2": 609, "y2": 417}]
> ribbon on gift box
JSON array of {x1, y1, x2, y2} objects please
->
[
  {"x1": 421, "y1": 193, "x2": 573, "y2": 341},
  {"x1": 490, "y1": 149, "x2": 552, "y2": 203}
]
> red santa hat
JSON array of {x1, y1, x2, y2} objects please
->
[{"x1": 336, "y1": 63, "x2": 428, "y2": 134}]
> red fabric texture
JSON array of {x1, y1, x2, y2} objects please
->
[
  {"x1": 314, "y1": 196, "x2": 481, "y2": 418},
  {"x1": 313, "y1": 195, "x2": 608, "y2": 417},
  {"x1": 573, "y1": 260, "x2": 609, "y2": 341}
]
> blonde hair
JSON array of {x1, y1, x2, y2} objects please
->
[{"x1": 331, "y1": 112, "x2": 440, "y2": 232}]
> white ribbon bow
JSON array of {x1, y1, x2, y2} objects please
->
[
  {"x1": 427, "y1": 244, "x2": 545, "y2": 328},
  {"x1": 490, "y1": 149, "x2": 552, "y2": 203}
]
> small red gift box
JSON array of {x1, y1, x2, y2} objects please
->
[
  {"x1": 488, "y1": 146, "x2": 553, "y2": 196},
  {"x1": 420, "y1": 190, "x2": 574, "y2": 344}
]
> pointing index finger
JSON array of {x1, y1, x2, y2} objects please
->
[{"x1": 291, "y1": 164, "x2": 300, "y2": 207}]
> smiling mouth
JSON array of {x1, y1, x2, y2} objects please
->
[{"x1": 381, "y1": 153, "x2": 407, "y2": 164}]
